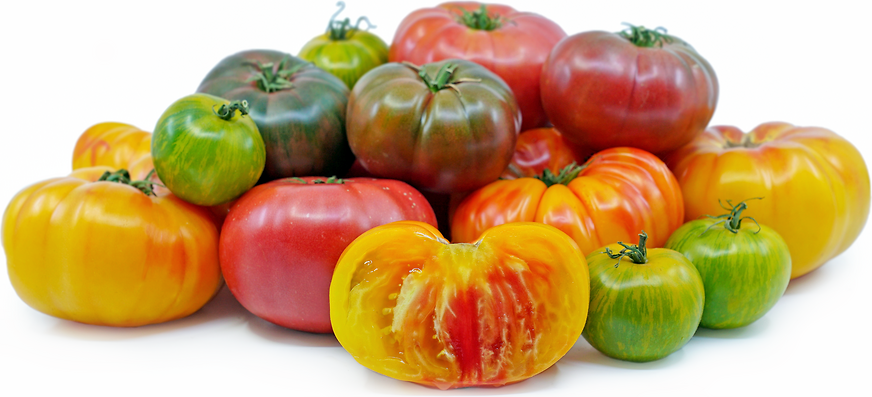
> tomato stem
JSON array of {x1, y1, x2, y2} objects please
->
[
  {"x1": 246, "y1": 57, "x2": 309, "y2": 93},
  {"x1": 214, "y1": 100, "x2": 250, "y2": 121},
  {"x1": 618, "y1": 23, "x2": 673, "y2": 48},
  {"x1": 455, "y1": 4, "x2": 505, "y2": 31},
  {"x1": 702, "y1": 198, "x2": 764, "y2": 234},
  {"x1": 604, "y1": 231, "x2": 649, "y2": 267},
  {"x1": 403, "y1": 62, "x2": 481, "y2": 94},
  {"x1": 326, "y1": 1, "x2": 375, "y2": 40},
  {"x1": 535, "y1": 162, "x2": 586, "y2": 187},
  {"x1": 98, "y1": 169, "x2": 163, "y2": 197},
  {"x1": 289, "y1": 176, "x2": 346, "y2": 184}
]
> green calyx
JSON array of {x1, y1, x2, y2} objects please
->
[
  {"x1": 98, "y1": 169, "x2": 162, "y2": 197},
  {"x1": 456, "y1": 4, "x2": 505, "y2": 31},
  {"x1": 618, "y1": 23, "x2": 673, "y2": 48},
  {"x1": 535, "y1": 162, "x2": 586, "y2": 187},
  {"x1": 214, "y1": 100, "x2": 249, "y2": 121},
  {"x1": 246, "y1": 57, "x2": 309, "y2": 93},
  {"x1": 702, "y1": 198, "x2": 764, "y2": 235},
  {"x1": 604, "y1": 231, "x2": 650, "y2": 267},
  {"x1": 326, "y1": 1, "x2": 375, "y2": 40},
  {"x1": 291, "y1": 176, "x2": 345, "y2": 184},
  {"x1": 402, "y1": 61, "x2": 481, "y2": 94}
]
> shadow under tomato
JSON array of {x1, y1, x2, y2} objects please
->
[
  {"x1": 361, "y1": 363, "x2": 560, "y2": 395},
  {"x1": 48, "y1": 285, "x2": 248, "y2": 341},
  {"x1": 245, "y1": 315, "x2": 340, "y2": 348},
  {"x1": 561, "y1": 338, "x2": 687, "y2": 370},
  {"x1": 692, "y1": 316, "x2": 771, "y2": 340}
]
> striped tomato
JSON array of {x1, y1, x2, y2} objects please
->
[{"x1": 72, "y1": 122, "x2": 151, "y2": 170}]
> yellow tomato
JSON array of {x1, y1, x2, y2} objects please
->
[
  {"x1": 665, "y1": 122, "x2": 870, "y2": 278},
  {"x1": 330, "y1": 221, "x2": 589, "y2": 389},
  {"x1": 2, "y1": 168, "x2": 222, "y2": 326},
  {"x1": 72, "y1": 122, "x2": 152, "y2": 170}
]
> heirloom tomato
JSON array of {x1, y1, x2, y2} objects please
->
[
  {"x1": 390, "y1": 2, "x2": 565, "y2": 130},
  {"x1": 72, "y1": 122, "x2": 151, "y2": 170},
  {"x1": 330, "y1": 221, "x2": 589, "y2": 389},
  {"x1": 347, "y1": 59, "x2": 520, "y2": 193},
  {"x1": 452, "y1": 147, "x2": 684, "y2": 255},
  {"x1": 501, "y1": 127, "x2": 592, "y2": 180},
  {"x1": 666, "y1": 199, "x2": 791, "y2": 329},
  {"x1": 3, "y1": 168, "x2": 222, "y2": 327},
  {"x1": 584, "y1": 232, "x2": 704, "y2": 362},
  {"x1": 541, "y1": 25, "x2": 718, "y2": 154},
  {"x1": 665, "y1": 122, "x2": 870, "y2": 278},
  {"x1": 299, "y1": 2, "x2": 388, "y2": 89},
  {"x1": 219, "y1": 177, "x2": 436, "y2": 333},
  {"x1": 197, "y1": 50, "x2": 352, "y2": 180},
  {"x1": 152, "y1": 93, "x2": 265, "y2": 206}
]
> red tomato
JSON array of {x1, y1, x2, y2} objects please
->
[
  {"x1": 502, "y1": 128, "x2": 592, "y2": 179},
  {"x1": 541, "y1": 25, "x2": 718, "y2": 154},
  {"x1": 390, "y1": 2, "x2": 566, "y2": 130},
  {"x1": 218, "y1": 177, "x2": 437, "y2": 333}
]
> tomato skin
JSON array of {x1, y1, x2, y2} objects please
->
[
  {"x1": 452, "y1": 147, "x2": 684, "y2": 255},
  {"x1": 219, "y1": 177, "x2": 436, "y2": 333},
  {"x1": 300, "y1": 30, "x2": 389, "y2": 90},
  {"x1": 664, "y1": 122, "x2": 870, "y2": 278},
  {"x1": 347, "y1": 59, "x2": 520, "y2": 193},
  {"x1": 152, "y1": 93, "x2": 266, "y2": 206},
  {"x1": 197, "y1": 50, "x2": 352, "y2": 180},
  {"x1": 501, "y1": 127, "x2": 592, "y2": 180},
  {"x1": 330, "y1": 221, "x2": 589, "y2": 389},
  {"x1": 584, "y1": 244, "x2": 704, "y2": 362},
  {"x1": 541, "y1": 30, "x2": 718, "y2": 154},
  {"x1": 2, "y1": 168, "x2": 222, "y2": 327},
  {"x1": 72, "y1": 122, "x2": 151, "y2": 170},
  {"x1": 390, "y1": 2, "x2": 566, "y2": 131},
  {"x1": 665, "y1": 217, "x2": 791, "y2": 329}
]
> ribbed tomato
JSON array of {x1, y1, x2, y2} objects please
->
[
  {"x1": 72, "y1": 122, "x2": 151, "y2": 170},
  {"x1": 390, "y1": 2, "x2": 566, "y2": 130},
  {"x1": 3, "y1": 168, "x2": 222, "y2": 327},
  {"x1": 452, "y1": 147, "x2": 684, "y2": 255},
  {"x1": 330, "y1": 221, "x2": 589, "y2": 389},
  {"x1": 501, "y1": 127, "x2": 592, "y2": 180},
  {"x1": 219, "y1": 177, "x2": 436, "y2": 333},
  {"x1": 664, "y1": 122, "x2": 870, "y2": 278}
]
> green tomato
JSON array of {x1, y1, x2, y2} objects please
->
[
  {"x1": 584, "y1": 232, "x2": 704, "y2": 362},
  {"x1": 152, "y1": 93, "x2": 265, "y2": 206},
  {"x1": 665, "y1": 199, "x2": 792, "y2": 329}
]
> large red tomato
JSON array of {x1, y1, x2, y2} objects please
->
[
  {"x1": 390, "y1": 2, "x2": 566, "y2": 131},
  {"x1": 218, "y1": 177, "x2": 437, "y2": 333},
  {"x1": 541, "y1": 25, "x2": 718, "y2": 154}
]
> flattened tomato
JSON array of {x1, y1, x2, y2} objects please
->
[
  {"x1": 72, "y1": 122, "x2": 151, "y2": 170},
  {"x1": 330, "y1": 221, "x2": 589, "y2": 389}
]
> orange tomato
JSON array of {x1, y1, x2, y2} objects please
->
[
  {"x1": 2, "y1": 168, "x2": 222, "y2": 326},
  {"x1": 71, "y1": 122, "x2": 152, "y2": 170},
  {"x1": 501, "y1": 127, "x2": 592, "y2": 180},
  {"x1": 452, "y1": 147, "x2": 684, "y2": 255},
  {"x1": 329, "y1": 221, "x2": 589, "y2": 389},
  {"x1": 664, "y1": 122, "x2": 870, "y2": 278}
]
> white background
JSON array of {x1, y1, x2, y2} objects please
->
[{"x1": 2, "y1": 0, "x2": 871, "y2": 395}]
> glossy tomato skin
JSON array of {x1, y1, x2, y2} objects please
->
[
  {"x1": 300, "y1": 30, "x2": 389, "y2": 90},
  {"x1": 152, "y1": 93, "x2": 265, "y2": 206},
  {"x1": 390, "y1": 2, "x2": 566, "y2": 130},
  {"x1": 501, "y1": 127, "x2": 592, "y2": 180},
  {"x1": 72, "y1": 122, "x2": 151, "y2": 170},
  {"x1": 541, "y1": 31, "x2": 718, "y2": 154},
  {"x1": 666, "y1": 218, "x2": 791, "y2": 329},
  {"x1": 197, "y1": 50, "x2": 352, "y2": 180},
  {"x1": 347, "y1": 59, "x2": 520, "y2": 193},
  {"x1": 664, "y1": 122, "x2": 870, "y2": 278},
  {"x1": 219, "y1": 177, "x2": 436, "y2": 333},
  {"x1": 2, "y1": 168, "x2": 222, "y2": 327},
  {"x1": 452, "y1": 147, "x2": 684, "y2": 255},
  {"x1": 330, "y1": 221, "x2": 589, "y2": 389},
  {"x1": 584, "y1": 244, "x2": 704, "y2": 362}
]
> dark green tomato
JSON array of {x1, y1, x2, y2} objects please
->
[
  {"x1": 299, "y1": 30, "x2": 389, "y2": 90},
  {"x1": 665, "y1": 219, "x2": 791, "y2": 329},
  {"x1": 584, "y1": 245, "x2": 704, "y2": 362},
  {"x1": 196, "y1": 50, "x2": 352, "y2": 181},
  {"x1": 152, "y1": 93, "x2": 265, "y2": 206},
  {"x1": 347, "y1": 59, "x2": 521, "y2": 194}
]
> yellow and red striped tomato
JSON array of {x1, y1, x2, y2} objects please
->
[
  {"x1": 2, "y1": 168, "x2": 222, "y2": 326},
  {"x1": 664, "y1": 122, "x2": 870, "y2": 278},
  {"x1": 72, "y1": 122, "x2": 152, "y2": 170},
  {"x1": 452, "y1": 147, "x2": 684, "y2": 255},
  {"x1": 330, "y1": 221, "x2": 589, "y2": 389}
]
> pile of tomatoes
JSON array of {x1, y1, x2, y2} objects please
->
[{"x1": 3, "y1": 1, "x2": 869, "y2": 391}]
